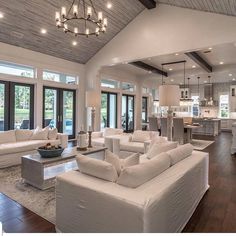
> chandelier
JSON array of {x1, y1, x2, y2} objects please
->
[{"x1": 55, "y1": 0, "x2": 108, "y2": 37}]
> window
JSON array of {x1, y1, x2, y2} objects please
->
[
  {"x1": 0, "y1": 61, "x2": 34, "y2": 78},
  {"x1": 43, "y1": 87, "x2": 76, "y2": 139},
  {"x1": 0, "y1": 81, "x2": 34, "y2": 130},
  {"x1": 101, "y1": 92, "x2": 117, "y2": 129},
  {"x1": 191, "y1": 95, "x2": 199, "y2": 117},
  {"x1": 43, "y1": 70, "x2": 78, "y2": 85},
  {"x1": 142, "y1": 97, "x2": 148, "y2": 123},
  {"x1": 122, "y1": 95, "x2": 135, "y2": 132},
  {"x1": 219, "y1": 94, "x2": 229, "y2": 118},
  {"x1": 122, "y1": 82, "x2": 135, "y2": 92},
  {"x1": 142, "y1": 87, "x2": 149, "y2": 94},
  {"x1": 101, "y1": 79, "x2": 119, "y2": 89}
]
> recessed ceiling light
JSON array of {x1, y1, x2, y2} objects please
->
[
  {"x1": 219, "y1": 61, "x2": 224, "y2": 65},
  {"x1": 72, "y1": 41, "x2": 77, "y2": 46},
  {"x1": 208, "y1": 47, "x2": 212, "y2": 50},
  {"x1": 0, "y1": 12, "x2": 4, "y2": 19},
  {"x1": 170, "y1": 79, "x2": 174, "y2": 82},
  {"x1": 204, "y1": 81, "x2": 207, "y2": 83},
  {"x1": 229, "y1": 73, "x2": 233, "y2": 77},
  {"x1": 107, "y1": 2, "x2": 112, "y2": 9},
  {"x1": 169, "y1": 68, "x2": 173, "y2": 71},
  {"x1": 41, "y1": 28, "x2": 47, "y2": 34},
  {"x1": 148, "y1": 71, "x2": 152, "y2": 74},
  {"x1": 175, "y1": 53, "x2": 179, "y2": 56},
  {"x1": 192, "y1": 65, "x2": 196, "y2": 68},
  {"x1": 233, "y1": 78, "x2": 236, "y2": 81}
]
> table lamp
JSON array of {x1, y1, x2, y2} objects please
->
[
  {"x1": 86, "y1": 90, "x2": 100, "y2": 132},
  {"x1": 159, "y1": 85, "x2": 180, "y2": 141}
]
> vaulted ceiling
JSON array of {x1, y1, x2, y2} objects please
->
[
  {"x1": 157, "y1": 0, "x2": 236, "y2": 17},
  {"x1": 0, "y1": 0, "x2": 144, "y2": 64}
]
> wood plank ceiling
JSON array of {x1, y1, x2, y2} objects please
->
[
  {"x1": 157, "y1": 0, "x2": 236, "y2": 17},
  {"x1": 0, "y1": 0, "x2": 144, "y2": 64}
]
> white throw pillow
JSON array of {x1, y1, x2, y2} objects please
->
[
  {"x1": 48, "y1": 128, "x2": 58, "y2": 140},
  {"x1": 131, "y1": 130, "x2": 151, "y2": 143},
  {"x1": 76, "y1": 154, "x2": 118, "y2": 182},
  {"x1": 121, "y1": 153, "x2": 139, "y2": 169},
  {"x1": 105, "y1": 150, "x2": 122, "y2": 175},
  {"x1": 105, "y1": 151, "x2": 139, "y2": 175},
  {"x1": 103, "y1": 128, "x2": 123, "y2": 137},
  {"x1": 167, "y1": 143, "x2": 194, "y2": 166},
  {"x1": 117, "y1": 153, "x2": 171, "y2": 188},
  {"x1": 149, "y1": 136, "x2": 167, "y2": 148},
  {"x1": 147, "y1": 141, "x2": 178, "y2": 159},
  {"x1": 15, "y1": 129, "x2": 33, "y2": 142},
  {"x1": 0, "y1": 130, "x2": 16, "y2": 144},
  {"x1": 31, "y1": 126, "x2": 49, "y2": 140}
]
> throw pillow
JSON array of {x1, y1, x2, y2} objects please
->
[
  {"x1": 117, "y1": 153, "x2": 171, "y2": 188},
  {"x1": 121, "y1": 153, "x2": 140, "y2": 169},
  {"x1": 31, "y1": 126, "x2": 49, "y2": 140},
  {"x1": 0, "y1": 130, "x2": 16, "y2": 144},
  {"x1": 15, "y1": 129, "x2": 33, "y2": 142},
  {"x1": 76, "y1": 154, "x2": 118, "y2": 182},
  {"x1": 167, "y1": 143, "x2": 194, "y2": 166},
  {"x1": 131, "y1": 130, "x2": 151, "y2": 143},
  {"x1": 48, "y1": 128, "x2": 58, "y2": 140},
  {"x1": 146, "y1": 141, "x2": 178, "y2": 159},
  {"x1": 105, "y1": 150, "x2": 122, "y2": 175}
]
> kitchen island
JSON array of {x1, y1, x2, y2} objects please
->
[{"x1": 192, "y1": 118, "x2": 221, "y2": 136}]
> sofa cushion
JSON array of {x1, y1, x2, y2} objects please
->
[
  {"x1": 76, "y1": 154, "x2": 118, "y2": 182},
  {"x1": 120, "y1": 142, "x2": 144, "y2": 153},
  {"x1": 103, "y1": 128, "x2": 123, "y2": 137},
  {"x1": 0, "y1": 130, "x2": 16, "y2": 144},
  {"x1": 121, "y1": 153, "x2": 140, "y2": 169},
  {"x1": 131, "y1": 130, "x2": 151, "y2": 143},
  {"x1": 31, "y1": 127, "x2": 49, "y2": 140},
  {"x1": 167, "y1": 143, "x2": 194, "y2": 166},
  {"x1": 146, "y1": 141, "x2": 178, "y2": 159},
  {"x1": 48, "y1": 128, "x2": 58, "y2": 140},
  {"x1": 15, "y1": 129, "x2": 33, "y2": 142},
  {"x1": 117, "y1": 153, "x2": 171, "y2": 188},
  {"x1": 0, "y1": 139, "x2": 60, "y2": 155}
]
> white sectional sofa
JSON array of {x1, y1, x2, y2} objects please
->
[
  {"x1": 56, "y1": 147, "x2": 209, "y2": 233},
  {"x1": 0, "y1": 128, "x2": 68, "y2": 168}
]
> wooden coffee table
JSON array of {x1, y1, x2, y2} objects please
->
[{"x1": 21, "y1": 146, "x2": 106, "y2": 190}]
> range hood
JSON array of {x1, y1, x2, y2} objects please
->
[{"x1": 200, "y1": 83, "x2": 218, "y2": 107}]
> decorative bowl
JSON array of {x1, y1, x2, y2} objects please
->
[{"x1": 37, "y1": 147, "x2": 64, "y2": 158}]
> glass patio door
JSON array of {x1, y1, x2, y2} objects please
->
[
  {"x1": 122, "y1": 95, "x2": 134, "y2": 132},
  {"x1": 43, "y1": 87, "x2": 76, "y2": 139},
  {"x1": 0, "y1": 82, "x2": 6, "y2": 131},
  {"x1": 101, "y1": 92, "x2": 117, "y2": 129}
]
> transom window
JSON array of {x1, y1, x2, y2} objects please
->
[
  {"x1": 43, "y1": 70, "x2": 78, "y2": 85},
  {"x1": 101, "y1": 79, "x2": 119, "y2": 89},
  {"x1": 122, "y1": 82, "x2": 135, "y2": 92},
  {"x1": 0, "y1": 61, "x2": 35, "y2": 78}
]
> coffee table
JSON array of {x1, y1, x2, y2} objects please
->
[{"x1": 21, "y1": 146, "x2": 106, "y2": 190}]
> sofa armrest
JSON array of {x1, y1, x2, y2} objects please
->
[
  {"x1": 144, "y1": 140, "x2": 152, "y2": 154},
  {"x1": 57, "y1": 133, "x2": 68, "y2": 148}
]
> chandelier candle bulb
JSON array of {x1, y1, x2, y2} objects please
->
[
  {"x1": 61, "y1": 7, "x2": 66, "y2": 17},
  {"x1": 103, "y1": 18, "x2": 108, "y2": 27},
  {"x1": 73, "y1": 5, "x2": 78, "y2": 16},
  {"x1": 86, "y1": 28, "x2": 89, "y2": 35},
  {"x1": 55, "y1": 11, "x2": 60, "y2": 21},
  {"x1": 74, "y1": 27, "x2": 78, "y2": 35},
  {"x1": 87, "y1": 6, "x2": 92, "y2": 17},
  {"x1": 98, "y1": 12, "x2": 103, "y2": 21}
]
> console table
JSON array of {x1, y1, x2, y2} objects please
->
[{"x1": 21, "y1": 146, "x2": 106, "y2": 190}]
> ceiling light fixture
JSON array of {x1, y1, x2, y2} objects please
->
[
  {"x1": 169, "y1": 68, "x2": 173, "y2": 71},
  {"x1": 106, "y1": 2, "x2": 112, "y2": 9},
  {"x1": 192, "y1": 65, "x2": 196, "y2": 68},
  {"x1": 208, "y1": 47, "x2": 212, "y2": 50},
  {"x1": 55, "y1": 0, "x2": 107, "y2": 38},
  {"x1": 41, "y1": 29, "x2": 47, "y2": 34},
  {"x1": 72, "y1": 41, "x2": 77, "y2": 46},
  {"x1": 233, "y1": 78, "x2": 236, "y2": 81},
  {"x1": 170, "y1": 79, "x2": 174, "y2": 82},
  {"x1": 229, "y1": 73, "x2": 233, "y2": 77},
  {"x1": 0, "y1": 12, "x2": 4, "y2": 19},
  {"x1": 175, "y1": 53, "x2": 179, "y2": 56},
  {"x1": 219, "y1": 61, "x2": 224, "y2": 65}
]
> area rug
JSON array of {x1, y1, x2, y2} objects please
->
[
  {"x1": 191, "y1": 139, "x2": 215, "y2": 150},
  {"x1": 0, "y1": 166, "x2": 56, "y2": 224}
]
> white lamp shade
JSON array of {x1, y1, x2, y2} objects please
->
[
  {"x1": 86, "y1": 90, "x2": 100, "y2": 107},
  {"x1": 159, "y1": 85, "x2": 180, "y2": 107}
]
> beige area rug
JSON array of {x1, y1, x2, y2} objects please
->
[
  {"x1": 191, "y1": 139, "x2": 215, "y2": 150},
  {"x1": 0, "y1": 166, "x2": 56, "y2": 224}
]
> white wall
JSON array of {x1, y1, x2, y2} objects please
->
[
  {"x1": 0, "y1": 42, "x2": 86, "y2": 136},
  {"x1": 86, "y1": 4, "x2": 236, "y2": 130}
]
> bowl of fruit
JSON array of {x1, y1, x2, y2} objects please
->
[{"x1": 37, "y1": 143, "x2": 64, "y2": 158}]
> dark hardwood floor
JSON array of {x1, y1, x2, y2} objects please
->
[{"x1": 0, "y1": 132, "x2": 236, "y2": 233}]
